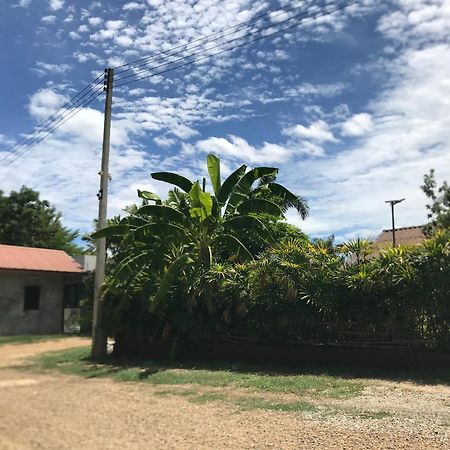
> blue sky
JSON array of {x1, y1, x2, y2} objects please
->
[{"x1": 1, "y1": 0, "x2": 449, "y2": 242}]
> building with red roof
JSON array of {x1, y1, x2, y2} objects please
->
[{"x1": 0, "y1": 244, "x2": 87, "y2": 335}]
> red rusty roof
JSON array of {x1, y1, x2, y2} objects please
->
[{"x1": 0, "y1": 244, "x2": 85, "y2": 273}]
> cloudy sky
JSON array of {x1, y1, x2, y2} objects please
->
[{"x1": 1, "y1": 0, "x2": 449, "y2": 242}]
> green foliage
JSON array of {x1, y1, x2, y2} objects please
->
[
  {"x1": 95, "y1": 154, "x2": 309, "y2": 353},
  {"x1": 0, "y1": 186, "x2": 82, "y2": 253},
  {"x1": 188, "y1": 181, "x2": 213, "y2": 221},
  {"x1": 206, "y1": 154, "x2": 221, "y2": 197},
  {"x1": 96, "y1": 158, "x2": 450, "y2": 353},
  {"x1": 422, "y1": 169, "x2": 450, "y2": 234}
]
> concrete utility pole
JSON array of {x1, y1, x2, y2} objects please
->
[
  {"x1": 385, "y1": 198, "x2": 405, "y2": 247},
  {"x1": 92, "y1": 68, "x2": 114, "y2": 358}
]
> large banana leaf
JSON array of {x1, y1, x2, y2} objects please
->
[
  {"x1": 237, "y1": 198, "x2": 282, "y2": 216},
  {"x1": 138, "y1": 204, "x2": 186, "y2": 224},
  {"x1": 207, "y1": 154, "x2": 221, "y2": 197},
  {"x1": 216, "y1": 164, "x2": 247, "y2": 205},
  {"x1": 134, "y1": 222, "x2": 188, "y2": 239},
  {"x1": 225, "y1": 215, "x2": 273, "y2": 243},
  {"x1": 226, "y1": 167, "x2": 278, "y2": 215},
  {"x1": 91, "y1": 224, "x2": 132, "y2": 239},
  {"x1": 220, "y1": 234, "x2": 254, "y2": 261},
  {"x1": 151, "y1": 253, "x2": 193, "y2": 312},
  {"x1": 267, "y1": 183, "x2": 298, "y2": 201},
  {"x1": 151, "y1": 172, "x2": 193, "y2": 193},
  {"x1": 189, "y1": 181, "x2": 212, "y2": 221},
  {"x1": 114, "y1": 250, "x2": 154, "y2": 283},
  {"x1": 137, "y1": 190, "x2": 162, "y2": 204}
]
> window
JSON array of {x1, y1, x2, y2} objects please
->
[
  {"x1": 24, "y1": 286, "x2": 40, "y2": 311},
  {"x1": 63, "y1": 284, "x2": 84, "y2": 308}
]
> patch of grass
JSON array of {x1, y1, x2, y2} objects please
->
[
  {"x1": 152, "y1": 388, "x2": 316, "y2": 413},
  {"x1": 0, "y1": 334, "x2": 70, "y2": 346},
  {"x1": 154, "y1": 388, "x2": 198, "y2": 397},
  {"x1": 27, "y1": 347, "x2": 364, "y2": 401},
  {"x1": 190, "y1": 392, "x2": 227, "y2": 404},
  {"x1": 233, "y1": 396, "x2": 316, "y2": 413},
  {"x1": 234, "y1": 373, "x2": 363, "y2": 399}
]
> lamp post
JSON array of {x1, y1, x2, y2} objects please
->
[{"x1": 385, "y1": 198, "x2": 405, "y2": 247}]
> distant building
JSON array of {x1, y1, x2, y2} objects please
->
[
  {"x1": 373, "y1": 225, "x2": 427, "y2": 253},
  {"x1": 0, "y1": 245, "x2": 86, "y2": 335}
]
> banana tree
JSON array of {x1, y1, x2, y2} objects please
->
[{"x1": 92, "y1": 154, "x2": 308, "y2": 348}]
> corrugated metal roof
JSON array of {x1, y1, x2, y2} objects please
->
[
  {"x1": 0, "y1": 244, "x2": 85, "y2": 273},
  {"x1": 374, "y1": 226, "x2": 426, "y2": 247}
]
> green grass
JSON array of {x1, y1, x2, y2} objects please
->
[
  {"x1": 26, "y1": 346, "x2": 364, "y2": 401},
  {"x1": 0, "y1": 334, "x2": 71, "y2": 346},
  {"x1": 152, "y1": 387, "x2": 316, "y2": 413}
]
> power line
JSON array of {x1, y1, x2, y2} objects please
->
[
  {"x1": 0, "y1": 80, "x2": 104, "y2": 168},
  {"x1": 1, "y1": 73, "x2": 104, "y2": 160},
  {"x1": 0, "y1": 87, "x2": 104, "y2": 173},
  {"x1": 0, "y1": 86, "x2": 104, "y2": 174},
  {"x1": 0, "y1": 1, "x2": 357, "y2": 172},
  {"x1": 114, "y1": 0, "x2": 314, "y2": 75},
  {"x1": 115, "y1": 1, "x2": 357, "y2": 89},
  {"x1": 114, "y1": 1, "x2": 337, "y2": 83}
]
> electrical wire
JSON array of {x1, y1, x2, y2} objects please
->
[
  {"x1": 1, "y1": 73, "x2": 104, "y2": 160},
  {"x1": 0, "y1": 87, "x2": 104, "y2": 173},
  {"x1": 115, "y1": 1, "x2": 357, "y2": 88},
  {"x1": 114, "y1": 1, "x2": 336, "y2": 83},
  {"x1": 0, "y1": 1, "x2": 358, "y2": 172},
  {"x1": 0, "y1": 81, "x2": 104, "y2": 168},
  {"x1": 114, "y1": 0, "x2": 314, "y2": 75}
]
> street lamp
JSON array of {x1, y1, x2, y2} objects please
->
[{"x1": 385, "y1": 198, "x2": 405, "y2": 247}]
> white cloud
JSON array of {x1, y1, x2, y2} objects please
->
[
  {"x1": 28, "y1": 88, "x2": 67, "y2": 120},
  {"x1": 283, "y1": 41, "x2": 450, "y2": 240},
  {"x1": 297, "y1": 141, "x2": 325, "y2": 157},
  {"x1": 49, "y1": 0, "x2": 64, "y2": 11},
  {"x1": 78, "y1": 24, "x2": 89, "y2": 33},
  {"x1": 128, "y1": 88, "x2": 148, "y2": 96},
  {"x1": 123, "y1": 1, "x2": 145, "y2": 10},
  {"x1": 32, "y1": 62, "x2": 72, "y2": 77},
  {"x1": 377, "y1": 1, "x2": 450, "y2": 44},
  {"x1": 285, "y1": 82, "x2": 347, "y2": 98},
  {"x1": 341, "y1": 113, "x2": 373, "y2": 137},
  {"x1": 283, "y1": 120, "x2": 337, "y2": 143},
  {"x1": 185, "y1": 135, "x2": 292, "y2": 165},
  {"x1": 106, "y1": 20, "x2": 126, "y2": 30},
  {"x1": 41, "y1": 15, "x2": 57, "y2": 24},
  {"x1": 154, "y1": 135, "x2": 176, "y2": 148},
  {"x1": 72, "y1": 51, "x2": 97, "y2": 63},
  {"x1": 13, "y1": 0, "x2": 31, "y2": 7},
  {"x1": 115, "y1": 35, "x2": 134, "y2": 47},
  {"x1": 88, "y1": 17, "x2": 102, "y2": 26},
  {"x1": 69, "y1": 31, "x2": 81, "y2": 39},
  {"x1": 7, "y1": 0, "x2": 449, "y2": 242}
]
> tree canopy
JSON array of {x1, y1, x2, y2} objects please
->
[
  {"x1": 422, "y1": 169, "x2": 450, "y2": 234},
  {"x1": 0, "y1": 186, "x2": 82, "y2": 254}
]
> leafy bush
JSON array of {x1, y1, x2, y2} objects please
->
[{"x1": 95, "y1": 157, "x2": 450, "y2": 353}]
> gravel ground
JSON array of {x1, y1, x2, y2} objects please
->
[{"x1": 0, "y1": 338, "x2": 449, "y2": 449}]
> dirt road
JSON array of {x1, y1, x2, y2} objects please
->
[{"x1": 0, "y1": 338, "x2": 449, "y2": 449}]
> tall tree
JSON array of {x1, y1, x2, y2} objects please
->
[
  {"x1": 421, "y1": 170, "x2": 450, "y2": 234},
  {"x1": 93, "y1": 154, "x2": 308, "y2": 352},
  {"x1": 0, "y1": 186, "x2": 82, "y2": 254}
]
